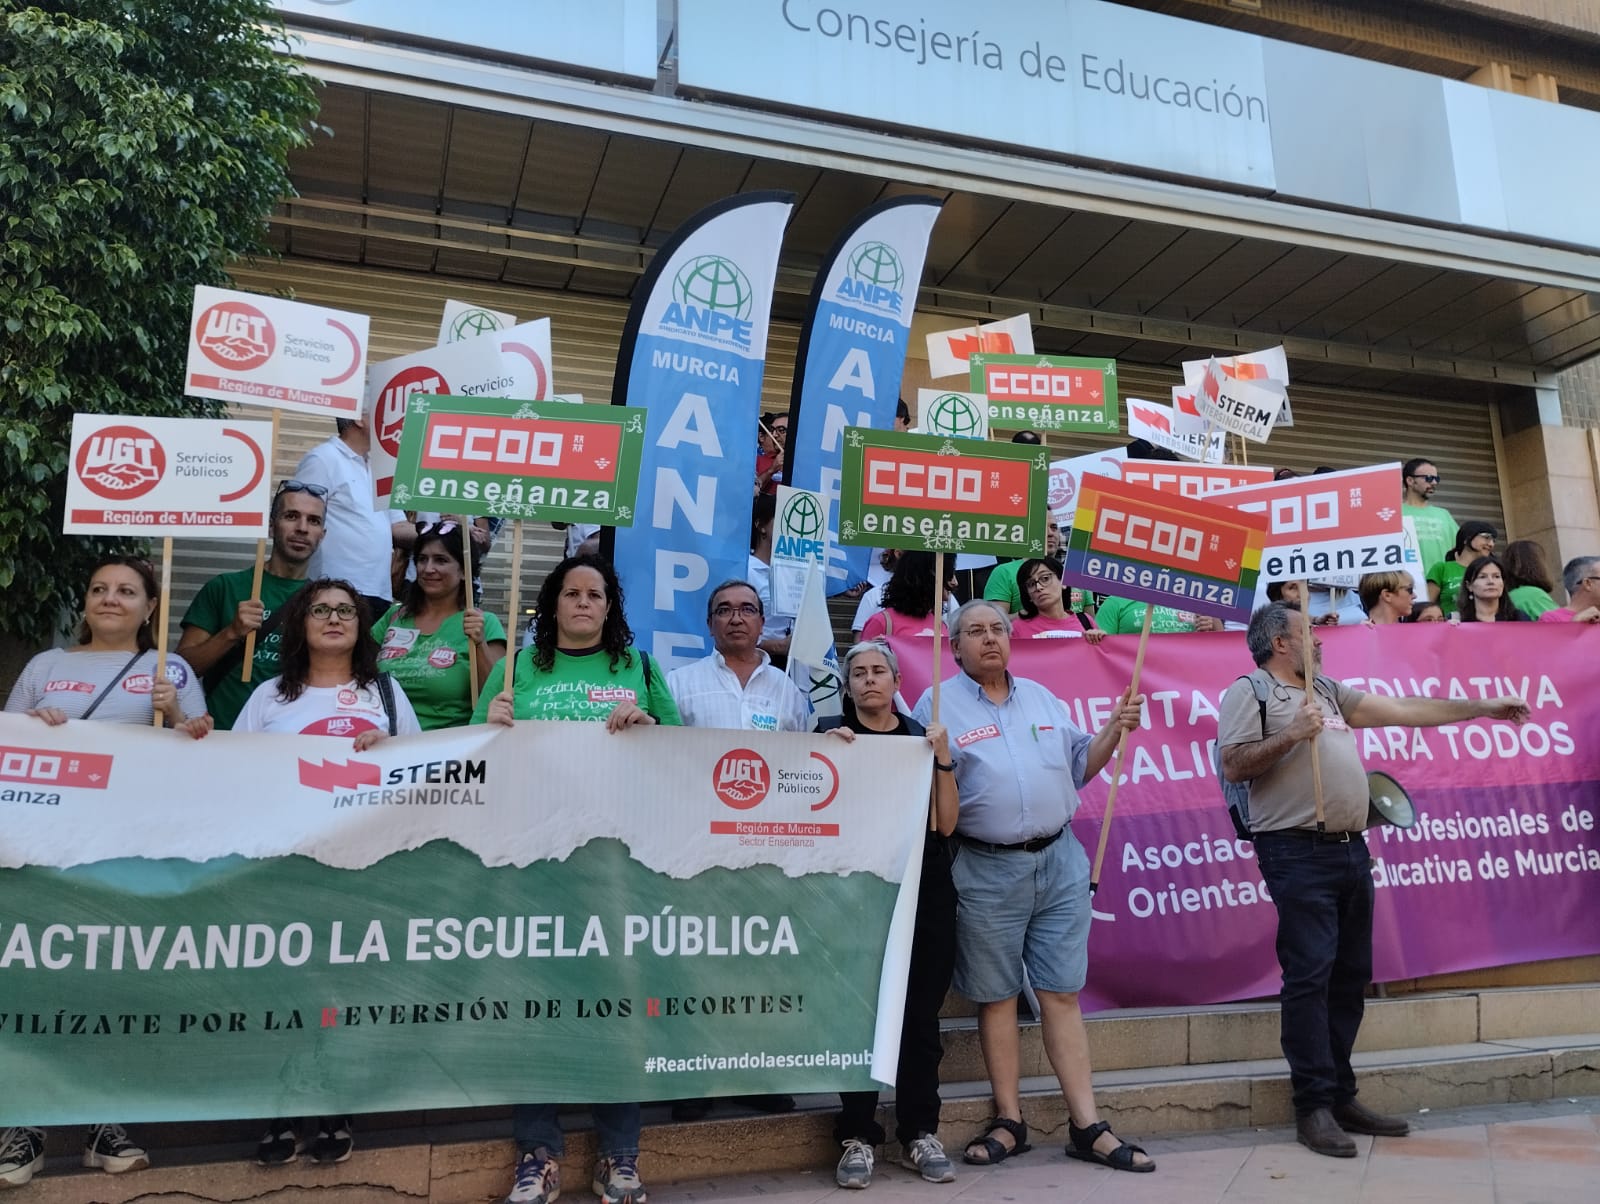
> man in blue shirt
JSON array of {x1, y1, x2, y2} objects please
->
[{"x1": 912, "y1": 600, "x2": 1153, "y2": 1175}]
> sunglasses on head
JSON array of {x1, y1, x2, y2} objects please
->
[
  {"x1": 276, "y1": 479, "x2": 329, "y2": 498},
  {"x1": 417, "y1": 520, "x2": 459, "y2": 536}
]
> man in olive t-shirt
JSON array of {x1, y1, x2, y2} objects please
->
[
  {"x1": 178, "y1": 483, "x2": 326, "y2": 728},
  {"x1": 1218, "y1": 603, "x2": 1527, "y2": 1160}
]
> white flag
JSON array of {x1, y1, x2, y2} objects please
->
[
  {"x1": 925, "y1": 313, "x2": 1034, "y2": 378},
  {"x1": 789, "y1": 559, "x2": 844, "y2": 720}
]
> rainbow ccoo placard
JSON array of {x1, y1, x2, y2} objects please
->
[{"x1": 1063, "y1": 474, "x2": 1268, "y2": 623}]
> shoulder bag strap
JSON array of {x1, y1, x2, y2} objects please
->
[
  {"x1": 82, "y1": 650, "x2": 149, "y2": 721},
  {"x1": 374, "y1": 671, "x2": 398, "y2": 736}
]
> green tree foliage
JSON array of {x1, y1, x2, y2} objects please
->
[{"x1": 0, "y1": 1, "x2": 317, "y2": 646}]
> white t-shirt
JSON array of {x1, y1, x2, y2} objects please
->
[
  {"x1": 5, "y1": 648, "x2": 207, "y2": 725},
  {"x1": 295, "y1": 436, "x2": 403, "y2": 601},
  {"x1": 235, "y1": 677, "x2": 421, "y2": 738}
]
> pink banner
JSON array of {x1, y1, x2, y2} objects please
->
[{"x1": 888, "y1": 624, "x2": 1600, "y2": 1010}]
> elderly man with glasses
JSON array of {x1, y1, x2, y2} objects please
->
[
  {"x1": 177, "y1": 480, "x2": 328, "y2": 729},
  {"x1": 910, "y1": 600, "x2": 1154, "y2": 1176}
]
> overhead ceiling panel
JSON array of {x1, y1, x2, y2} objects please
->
[
  {"x1": 1248, "y1": 253, "x2": 1394, "y2": 335},
  {"x1": 649, "y1": 146, "x2": 756, "y2": 241},
  {"x1": 999, "y1": 210, "x2": 1131, "y2": 301},
  {"x1": 782, "y1": 172, "x2": 889, "y2": 258},
  {"x1": 1050, "y1": 222, "x2": 1186, "y2": 311},
  {"x1": 441, "y1": 110, "x2": 532, "y2": 221},
  {"x1": 290, "y1": 86, "x2": 367, "y2": 199},
  {"x1": 938, "y1": 202, "x2": 1068, "y2": 294},
  {"x1": 514, "y1": 122, "x2": 610, "y2": 232},
  {"x1": 366, "y1": 95, "x2": 450, "y2": 211},
  {"x1": 581, "y1": 137, "x2": 682, "y2": 242},
  {"x1": 1192, "y1": 245, "x2": 1342, "y2": 330},
  {"x1": 1095, "y1": 228, "x2": 1243, "y2": 318}
]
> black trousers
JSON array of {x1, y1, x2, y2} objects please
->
[
  {"x1": 1255, "y1": 831, "x2": 1375, "y2": 1117},
  {"x1": 835, "y1": 837, "x2": 958, "y2": 1148}
]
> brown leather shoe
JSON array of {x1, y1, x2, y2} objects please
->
[
  {"x1": 1296, "y1": 1108, "x2": 1357, "y2": 1158},
  {"x1": 1333, "y1": 1099, "x2": 1410, "y2": 1137}
]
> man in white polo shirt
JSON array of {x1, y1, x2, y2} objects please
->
[
  {"x1": 294, "y1": 418, "x2": 414, "y2": 614},
  {"x1": 668, "y1": 580, "x2": 813, "y2": 734}
]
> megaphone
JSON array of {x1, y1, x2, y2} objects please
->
[{"x1": 1366, "y1": 770, "x2": 1417, "y2": 830}]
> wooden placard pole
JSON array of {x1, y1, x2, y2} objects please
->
[
  {"x1": 1300, "y1": 581, "x2": 1326, "y2": 832},
  {"x1": 461, "y1": 518, "x2": 479, "y2": 707},
  {"x1": 504, "y1": 520, "x2": 523, "y2": 698},
  {"x1": 241, "y1": 408, "x2": 281, "y2": 683},
  {"x1": 1089, "y1": 602, "x2": 1155, "y2": 891},
  {"x1": 153, "y1": 536, "x2": 174, "y2": 728},
  {"x1": 928, "y1": 550, "x2": 946, "y2": 832}
]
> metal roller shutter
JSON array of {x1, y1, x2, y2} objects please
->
[{"x1": 165, "y1": 259, "x2": 1504, "y2": 645}]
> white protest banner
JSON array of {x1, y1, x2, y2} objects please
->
[
  {"x1": 1119, "y1": 459, "x2": 1275, "y2": 499},
  {"x1": 924, "y1": 313, "x2": 1033, "y2": 379},
  {"x1": 366, "y1": 318, "x2": 553, "y2": 504},
  {"x1": 1312, "y1": 515, "x2": 1425, "y2": 591},
  {"x1": 771, "y1": 487, "x2": 829, "y2": 617},
  {"x1": 1209, "y1": 462, "x2": 1406, "y2": 583},
  {"x1": 916, "y1": 389, "x2": 990, "y2": 440},
  {"x1": 1184, "y1": 346, "x2": 1294, "y2": 429},
  {"x1": 64, "y1": 414, "x2": 272, "y2": 538},
  {"x1": 184, "y1": 286, "x2": 369, "y2": 417},
  {"x1": 438, "y1": 299, "x2": 516, "y2": 345},
  {"x1": 1127, "y1": 398, "x2": 1225, "y2": 463},
  {"x1": 1047, "y1": 448, "x2": 1126, "y2": 526},
  {"x1": 1194, "y1": 357, "x2": 1287, "y2": 444}
]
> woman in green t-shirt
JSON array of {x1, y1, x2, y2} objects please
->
[
  {"x1": 473, "y1": 553, "x2": 679, "y2": 729},
  {"x1": 471, "y1": 552, "x2": 676, "y2": 1204},
  {"x1": 1425, "y1": 520, "x2": 1495, "y2": 606},
  {"x1": 374, "y1": 521, "x2": 506, "y2": 730},
  {"x1": 1501, "y1": 539, "x2": 1561, "y2": 620}
]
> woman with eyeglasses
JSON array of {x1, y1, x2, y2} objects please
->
[
  {"x1": 472, "y1": 553, "x2": 676, "y2": 1204},
  {"x1": 233, "y1": 579, "x2": 418, "y2": 1168},
  {"x1": 235, "y1": 578, "x2": 420, "y2": 748},
  {"x1": 2, "y1": 556, "x2": 213, "y2": 1187},
  {"x1": 1356, "y1": 571, "x2": 1416, "y2": 625},
  {"x1": 372, "y1": 521, "x2": 505, "y2": 730},
  {"x1": 1011, "y1": 558, "x2": 1105, "y2": 642},
  {"x1": 1456, "y1": 554, "x2": 1529, "y2": 624},
  {"x1": 1424, "y1": 521, "x2": 1495, "y2": 605}
]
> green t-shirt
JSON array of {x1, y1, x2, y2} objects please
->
[
  {"x1": 1095, "y1": 596, "x2": 1196, "y2": 634},
  {"x1": 983, "y1": 560, "x2": 1024, "y2": 611},
  {"x1": 374, "y1": 606, "x2": 508, "y2": 731},
  {"x1": 1426, "y1": 560, "x2": 1466, "y2": 608},
  {"x1": 1510, "y1": 585, "x2": 1559, "y2": 620},
  {"x1": 181, "y1": 569, "x2": 308, "y2": 730},
  {"x1": 469, "y1": 646, "x2": 681, "y2": 727},
  {"x1": 1402, "y1": 503, "x2": 1457, "y2": 579}
]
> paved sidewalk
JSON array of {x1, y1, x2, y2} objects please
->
[{"x1": 662, "y1": 1097, "x2": 1600, "y2": 1203}]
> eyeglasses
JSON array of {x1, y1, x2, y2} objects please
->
[
  {"x1": 1024, "y1": 574, "x2": 1057, "y2": 591},
  {"x1": 417, "y1": 520, "x2": 458, "y2": 536},
  {"x1": 1582, "y1": 576, "x2": 1600, "y2": 589},
  {"x1": 308, "y1": 603, "x2": 358, "y2": 621},
  {"x1": 1408, "y1": 474, "x2": 1441, "y2": 484},
  {"x1": 276, "y1": 479, "x2": 330, "y2": 498},
  {"x1": 712, "y1": 603, "x2": 762, "y2": 619},
  {"x1": 960, "y1": 623, "x2": 1008, "y2": 639}
]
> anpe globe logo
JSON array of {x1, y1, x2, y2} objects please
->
[
  {"x1": 929, "y1": 393, "x2": 984, "y2": 438},
  {"x1": 660, "y1": 254, "x2": 757, "y2": 349},
  {"x1": 781, "y1": 492, "x2": 825, "y2": 540},
  {"x1": 448, "y1": 308, "x2": 505, "y2": 342},
  {"x1": 837, "y1": 241, "x2": 905, "y2": 314}
]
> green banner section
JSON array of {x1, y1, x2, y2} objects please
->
[
  {"x1": 1, "y1": 840, "x2": 895, "y2": 1125},
  {"x1": 837, "y1": 427, "x2": 1049, "y2": 557},
  {"x1": 389, "y1": 395, "x2": 646, "y2": 525},
  {"x1": 968, "y1": 353, "x2": 1119, "y2": 433}
]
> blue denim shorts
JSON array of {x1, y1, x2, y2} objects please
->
[{"x1": 949, "y1": 829, "x2": 1091, "y2": 1000}]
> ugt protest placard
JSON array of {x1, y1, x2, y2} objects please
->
[
  {"x1": 969, "y1": 353, "x2": 1119, "y2": 434},
  {"x1": 366, "y1": 318, "x2": 554, "y2": 505},
  {"x1": 1208, "y1": 462, "x2": 1405, "y2": 583},
  {"x1": 837, "y1": 428, "x2": 1048, "y2": 558},
  {"x1": 64, "y1": 415, "x2": 273, "y2": 538},
  {"x1": 184, "y1": 286, "x2": 370, "y2": 417},
  {"x1": 390, "y1": 397, "x2": 645, "y2": 527},
  {"x1": 1193, "y1": 357, "x2": 1287, "y2": 444},
  {"x1": 1062, "y1": 474, "x2": 1269, "y2": 623}
]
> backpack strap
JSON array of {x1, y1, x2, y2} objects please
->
[{"x1": 374, "y1": 672, "x2": 398, "y2": 737}]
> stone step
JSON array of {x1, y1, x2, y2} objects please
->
[
  {"x1": 15, "y1": 983, "x2": 1600, "y2": 1201},
  {"x1": 20, "y1": 1031, "x2": 1600, "y2": 1202}
]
